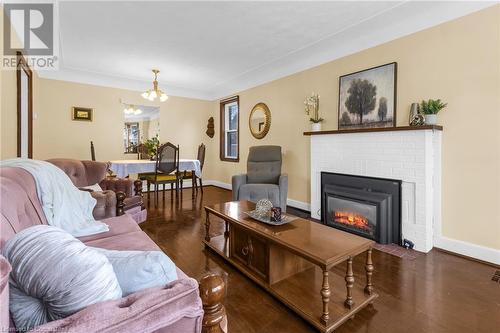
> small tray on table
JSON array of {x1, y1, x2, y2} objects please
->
[{"x1": 244, "y1": 210, "x2": 296, "y2": 226}]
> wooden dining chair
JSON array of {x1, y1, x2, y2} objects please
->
[
  {"x1": 90, "y1": 141, "x2": 96, "y2": 161},
  {"x1": 182, "y1": 143, "x2": 206, "y2": 194},
  {"x1": 143, "y1": 142, "x2": 181, "y2": 206},
  {"x1": 91, "y1": 141, "x2": 116, "y2": 177},
  {"x1": 137, "y1": 143, "x2": 155, "y2": 181},
  {"x1": 137, "y1": 143, "x2": 150, "y2": 160}
]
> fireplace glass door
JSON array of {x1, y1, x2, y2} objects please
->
[{"x1": 326, "y1": 196, "x2": 377, "y2": 239}]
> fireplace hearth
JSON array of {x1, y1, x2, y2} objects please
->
[{"x1": 321, "y1": 172, "x2": 402, "y2": 245}]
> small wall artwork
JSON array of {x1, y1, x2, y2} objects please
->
[
  {"x1": 338, "y1": 62, "x2": 397, "y2": 130},
  {"x1": 72, "y1": 107, "x2": 93, "y2": 121}
]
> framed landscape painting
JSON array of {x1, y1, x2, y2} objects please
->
[
  {"x1": 338, "y1": 62, "x2": 397, "y2": 130},
  {"x1": 72, "y1": 107, "x2": 93, "y2": 121}
]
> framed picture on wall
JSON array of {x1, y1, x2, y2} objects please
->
[
  {"x1": 72, "y1": 107, "x2": 93, "y2": 121},
  {"x1": 338, "y1": 62, "x2": 397, "y2": 130}
]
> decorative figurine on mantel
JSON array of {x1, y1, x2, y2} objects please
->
[
  {"x1": 304, "y1": 92, "x2": 323, "y2": 131},
  {"x1": 409, "y1": 103, "x2": 425, "y2": 126}
]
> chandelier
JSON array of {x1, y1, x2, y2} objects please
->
[
  {"x1": 123, "y1": 105, "x2": 142, "y2": 115},
  {"x1": 141, "y1": 69, "x2": 168, "y2": 102}
]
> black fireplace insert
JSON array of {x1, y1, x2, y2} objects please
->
[{"x1": 321, "y1": 172, "x2": 402, "y2": 245}]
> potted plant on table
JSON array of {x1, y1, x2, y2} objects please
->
[
  {"x1": 304, "y1": 93, "x2": 323, "y2": 131},
  {"x1": 144, "y1": 135, "x2": 160, "y2": 160},
  {"x1": 420, "y1": 99, "x2": 447, "y2": 125}
]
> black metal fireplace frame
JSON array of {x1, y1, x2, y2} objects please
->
[{"x1": 321, "y1": 172, "x2": 402, "y2": 245}]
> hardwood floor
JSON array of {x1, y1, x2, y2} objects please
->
[{"x1": 140, "y1": 186, "x2": 500, "y2": 333}]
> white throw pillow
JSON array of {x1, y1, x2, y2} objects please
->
[
  {"x1": 80, "y1": 183, "x2": 103, "y2": 192},
  {"x1": 93, "y1": 248, "x2": 178, "y2": 296},
  {"x1": 2, "y1": 225, "x2": 122, "y2": 331}
]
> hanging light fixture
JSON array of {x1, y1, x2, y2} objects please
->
[
  {"x1": 123, "y1": 105, "x2": 142, "y2": 115},
  {"x1": 141, "y1": 69, "x2": 168, "y2": 102}
]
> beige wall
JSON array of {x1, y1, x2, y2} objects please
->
[
  {"x1": 148, "y1": 117, "x2": 160, "y2": 140},
  {"x1": 209, "y1": 6, "x2": 500, "y2": 250},
  {"x1": 35, "y1": 79, "x2": 212, "y2": 169},
  {"x1": 156, "y1": 94, "x2": 212, "y2": 161}
]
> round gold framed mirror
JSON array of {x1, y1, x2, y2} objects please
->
[{"x1": 249, "y1": 103, "x2": 271, "y2": 139}]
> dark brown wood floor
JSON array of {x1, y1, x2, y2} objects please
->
[{"x1": 140, "y1": 186, "x2": 500, "y2": 333}]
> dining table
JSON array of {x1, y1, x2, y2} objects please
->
[
  {"x1": 109, "y1": 159, "x2": 202, "y2": 197},
  {"x1": 109, "y1": 159, "x2": 202, "y2": 178}
]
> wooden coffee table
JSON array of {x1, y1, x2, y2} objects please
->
[{"x1": 203, "y1": 201, "x2": 378, "y2": 332}]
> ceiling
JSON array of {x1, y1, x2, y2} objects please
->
[{"x1": 39, "y1": 1, "x2": 495, "y2": 100}]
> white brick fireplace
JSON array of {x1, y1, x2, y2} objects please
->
[{"x1": 309, "y1": 127, "x2": 442, "y2": 252}]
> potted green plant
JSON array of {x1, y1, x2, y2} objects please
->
[
  {"x1": 304, "y1": 93, "x2": 323, "y2": 131},
  {"x1": 144, "y1": 135, "x2": 160, "y2": 160},
  {"x1": 420, "y1": 99, "x2": 447, "y2": 125}
]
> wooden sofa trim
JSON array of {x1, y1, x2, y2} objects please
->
[{"x1": 199, "y1": 273, "x2": 226, "y2": 333}]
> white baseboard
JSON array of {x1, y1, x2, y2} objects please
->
[
  {"x1": 205, "y1": 180, "x2": 232, "y2": 190},
  {"x1": 434, "y1": 236, "x2": 500, "y2": 266},
  {"x1": 205, "y1": 180, "x2": 311, "y2": 211},
  {"x1": 286, "y1": 198, "x2": 311, "y2": 211}
]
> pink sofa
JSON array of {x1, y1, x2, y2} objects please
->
[{"x1": 0, "y1": 167, "x2": 226, "y2": 333}]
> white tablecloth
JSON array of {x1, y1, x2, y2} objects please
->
[{"x1": 110, "y1": 159, "x2": 202, "y2": 178}]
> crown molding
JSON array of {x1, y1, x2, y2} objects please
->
[
  {"x1": 39, "y1": 1, "x2": 496, "y2": 101},
  {"x1": 37, "y1": 67, "x2": 214, "y2": 101},
  {"x1": 206, "y1": 1, "x2": 496, "y2": 100}
]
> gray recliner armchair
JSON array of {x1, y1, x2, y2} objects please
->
[{"x1": 232, "y1": 145, "x2": 288, "y2": 212}]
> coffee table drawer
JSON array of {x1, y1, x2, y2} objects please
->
[{"x1": 230, "y1": 226, "x2": 268, "y2": 281}]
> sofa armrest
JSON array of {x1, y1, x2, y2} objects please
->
[
  {"x1": 231, "y1": 174, "x2": 247, "y2": 201},
  {"x1": 90, "y1": 190, "x2": 117, "y2": 219},
  {"x1": 100, "y1": 177, "x2": 134, "y2": 197},
  {"x1": 279, "y1": 174, "x2": 288, "y2": 212},
  {"x1": 30, "y1": 278, "x2": 203, "y2": 333}
]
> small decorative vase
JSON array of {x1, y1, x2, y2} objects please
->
[
  {"x1": 270, "y1": 207, "x2": 282, "y2": 222},
  {"x1": 425, "y1": 114, "x2": 437, "y2": 125},
  {"x1": 409, "y1": 103, "x2": 425, "y2": 126},
  {"x1": 311, "y1": 122, "x2": 322, "y2": 132}
]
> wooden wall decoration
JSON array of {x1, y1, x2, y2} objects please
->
[{"x1": 206, "y1": 117, "x2": 215, "y2": 138}]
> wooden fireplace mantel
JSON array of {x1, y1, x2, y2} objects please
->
[{"x1": 303, "y1": 125, "x2": 443, "y2": 136}]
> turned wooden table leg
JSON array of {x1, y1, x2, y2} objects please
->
[
  {"x1": 344, "y1": 257, "x2": 354, "y2": 309},
  {"x1": 364, "y1": 248, "x2": 374, "y2": 295},
  {"x1": 224, "y1": 221, "x2": 229, "y2": 238},
  {"x1": 205, "y1": 211, "x2": 211, "y2": 242},
  {"x1": 191, "y1": 171, "x2": 196, "y2": 198},
  {"x1": 320, "y1": 268, "x2": 331, "y2": 324}
]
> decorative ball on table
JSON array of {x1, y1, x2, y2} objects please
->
[{"x1": 255, "y1": 199, "x2": 273, "y2": 218}]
